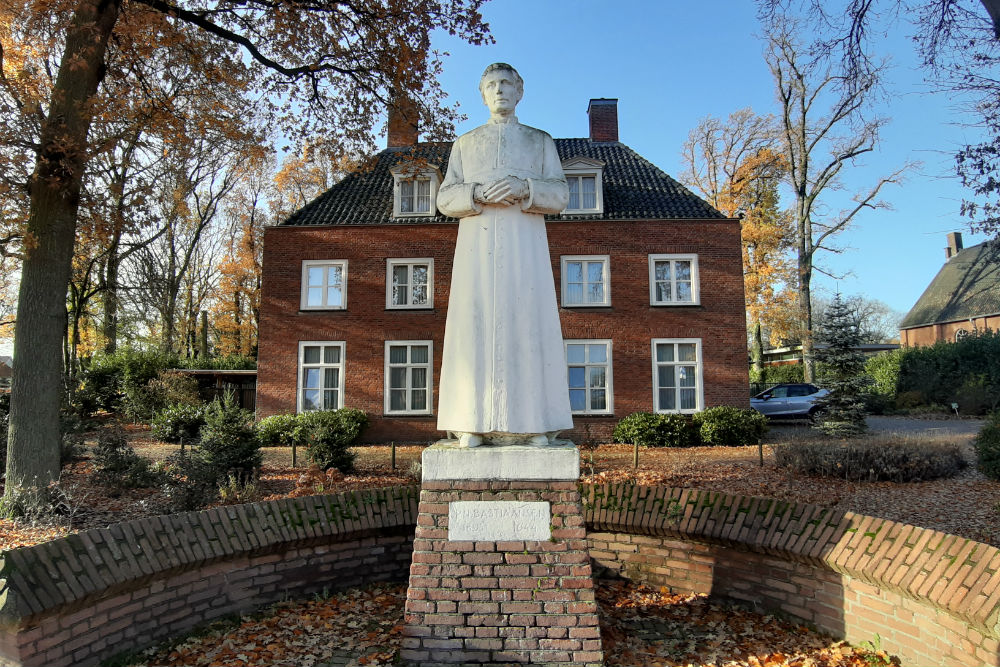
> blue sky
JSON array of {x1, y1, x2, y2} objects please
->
[{"x1": 428, "y1": 1, "x2": 989, "y2": 318}]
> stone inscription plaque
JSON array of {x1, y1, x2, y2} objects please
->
[{"x1": 448, "y1": 501, "x2": 551, "y2": 541}]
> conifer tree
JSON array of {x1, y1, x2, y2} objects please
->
[{"x1": 813, "y1": 293, "x2": 869, "y2": 436}]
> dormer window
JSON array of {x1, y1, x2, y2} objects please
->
[
  {"x1": 391, "y1": 164, "x2": 442, "y2": 218},
  {"x1": 561, "y1": 157, "x2": 605, "y2": 215}
]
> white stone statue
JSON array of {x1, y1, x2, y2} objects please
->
[{"x1": 436, "y1": 63, "x2": 573, "y2": 449}]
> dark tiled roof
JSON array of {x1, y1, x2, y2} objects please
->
[
  {"x1": 899, "y1": 241, "x2": 1000, "y2": 329},
  {"x1": 280, "y1": 139, "x2": 725, "y2": 226}
]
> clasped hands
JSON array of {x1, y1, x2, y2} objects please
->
[{"x1": 473, "y1": 176, "x2": 528, "y2": 206}]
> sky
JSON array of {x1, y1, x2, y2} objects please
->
[{"x1": 424, "y1": 1, "x2": 991, "y2": 320}]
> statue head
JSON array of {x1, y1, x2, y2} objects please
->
[{"x1": 479, "y1": 63, "x2": 523, "y2": 115}]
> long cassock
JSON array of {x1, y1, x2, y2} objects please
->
[{"x1": 436, "y1": 116, "x2": 574, "y2": 436}]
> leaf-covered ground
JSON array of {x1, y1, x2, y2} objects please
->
[{"x1": 115, "y1": 580, "x2": 898, "y2": 667}]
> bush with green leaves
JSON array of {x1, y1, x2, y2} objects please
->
[
  {"x1": 196, "y1": 399, "x2": 261, "y2": 484},
  {"x1": 975, "y1": 412, "x2": 1000, "y2": 480},
  {"x1": 161, "y1": 453, "x2": 220, "y2": 512},
  {"x1": 693, "y1": 406, "x2": 768, "y2": 447},
  {"x1": 256, "y1": 413, "x2": 305, "y2": 448},
  {"x1": 151, "y1": 403, "x2": 208, "y2": 443},
  {"x1": 612, "y1": 412, "x2": 700, "y2": 448},
  {"x1": 92, "y1": 429, "x2": 164, "y2": 489},
  {"x1": 775, "y1": 437, "x2": 967, "y2": 482},
  {"x1": 300, "y1": 408, "x2": 368, "y2": 472}
]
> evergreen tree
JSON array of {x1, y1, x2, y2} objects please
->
[{"x1": 813, "y1": 293, "x2": 869, "y2": 436}]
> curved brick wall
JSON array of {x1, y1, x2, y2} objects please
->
[
  {"x1": 0, "y1": 487, "x2": 420, "y2": 667},
  {"x1": 0, "y1": 484, "x2": 997, "y2": 667}
]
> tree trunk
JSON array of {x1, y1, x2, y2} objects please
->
[
  {"x1": 798, "y1": 259, "x2": 814, "y2": 383},
  {"x1": 751, "y1": 320, "x2": 764, "y2": 378},
  {"x1": 6, "y1": 0, "x2": 122, "y2": 493},
  {"x1": 102, "y1": 232, "x2": 121, "y2": 354}
]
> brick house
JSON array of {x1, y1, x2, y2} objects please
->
[
  {"x1": 256, "y1": 99, "x2": 748, "y2": 442},
  {"x1": 899, "y1": 232, "x2": 1000, "y2": 346}
]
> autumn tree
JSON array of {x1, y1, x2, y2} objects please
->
[
  {"x1": 0, "y1": 0, "x2": 492, "y2": 495},
  {"x1": 681, "y1": 110, "x2": 798, "y2": 375},
  {"x1": 765, "y1": 21, "x2": 908, "y2": 382}
]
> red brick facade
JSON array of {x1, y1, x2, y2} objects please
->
[
  {"x1": 256, "y1": 218, "x2": 748, "y2": 442},
  {"x1": 900, "y1": 315, "x2": 1000, "y2": 347}
]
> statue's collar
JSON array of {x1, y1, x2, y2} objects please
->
[{"x1": 488, "y1": 114, "x2": 519, "y2": 125}]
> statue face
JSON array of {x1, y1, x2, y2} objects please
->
[{"x1": 480, "y1": 69, "x2": 522, "y2": 114}]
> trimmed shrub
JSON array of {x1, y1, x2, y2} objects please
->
[
  {"x1": 151, "y1": 403, "x2": 208, "y2": 443},
  {"x1": 761, "y1": 364, "x2": 804, "y2": 384},
  {"x1": 864, "y1": 349, "x2": 903, "y2": 397},
  {"x1": 612, "y1": 412, "x2": 699, "y2": 448},
  {"x1": 256, "y1": 413, "x2": 305, "y2": 448},
  {"x1": 161, "y1": 454, "x2": 219, "y2": 512},
  {"x1": 975, "y1": 412, "x2": 1000, "y2": 480},
  {"x1": 300, "y1": 408, "x2": 368, "y2": 472},
  {"x1": 92, "y1": 430, "x2": 164, "y2": 489},
  {"x1": 775, "y1": 438, "x2": 967, "y2": 482},
  {"x1": 694, "y1": 406, "x2": 768, "y2": 447},
  {"x1": 197, "y1": 399, "x2": 261, "y2": 484}
]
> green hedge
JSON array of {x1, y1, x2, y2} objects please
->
[
  {"x1": 614, "y1": 407, "x2": 767, "y2": 448},
  {"x1": 863, "y1": 332, "x2": 1000, "y2": 414},
  {"x1": 254, "y1": 409, "x2": 369, "y2": 473},
  {"x1": 693, "y1": 406, "x2": 769, "y2": 447},
  {"x1": 975, "y1": 412, "x2": 1000, "y2": 480},
  {"x1": 612, "y1": 412, "x2": 699, "y2": 448}
]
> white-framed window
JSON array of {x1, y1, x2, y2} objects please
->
[
  {"x1": 561, "y1": 157, "x2": 605, "y2": 214},
  {"x1": 648, "y1": 254, "x2": 699, "y2": 305},
  {"x1": 301, "y1": 260, "x2": 348, "y2": 310},
  {"x1": 391, "y1": 165, "x2": 442, "y2": 218},
  {"x1": 384, "y1": 341, "x2": 433, "y2": 415},
  {"x1": 561, "y1": 255, "x2": 610, "y2": 307},
  {"x1": 565, "y1": 340, "x2": 613, "y2": 415},
  {"x1": 387, "y1": 258, "x2": 433, "y2": 309},
  {"x1": 651, "y1": 338, "x2": 703, "y2": 414},
  {"x1": 298, "y1": 341, "x2": 346, "y2": 412}
]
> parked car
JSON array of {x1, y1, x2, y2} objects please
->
[{"x1": 750, "y1": 383, "x2": 829, "y2": 418}]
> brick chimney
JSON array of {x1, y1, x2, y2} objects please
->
[
  {"x1": 587, "y1": 98, "x2": 619, "y2": 143},
  {"x1": 387, "y1": 94, "x2": 419, "y2": 148},
  {"x1": 946, "y1": 231, "x2": 964, "y2": 260}
]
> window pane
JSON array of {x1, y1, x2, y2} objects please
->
[
  {"x1": 586, "y1": 261, "x2": 604, "y2": 284},
  {"x1": 588, "y1": 344, "x2": 607, "y2": 363},
  {"x1": 566, "y1": 261, "x2": 583, "y2": 282},
  {"x1": 411, "y1": 345, "x2": 429, "y2": 364},
  {"x1": 401, "y1": 180, "x2": 413, "y2": 197},
  {"x1": 654, "y1": 261, "x2": 671, "y2": 281},
  {"x1": 308, "y1": 267, "x2": 324, "y2": 287},
  {"x1": 658, "y1": 365, "x2": 675, "y2": 388},
  {"x1": 589, "y1": 367, "x2": 606, "y2": 389},
  {"x1": 680, "y1": 388, "x2": 697, "y2": 410},
  {"x1": 566, "y1": 283, "x2": 583, "y2": 304},
  {"x1": 656, "y1": 344, "x2": 674, "y2": 362},
  {"x1": 412, "y1": 285, "x2": 428, "y2": 305},
  {"x1": 324, "y1": 346, "x2": 341, "y2": 364},
  {"x1": 417, "y1": 194, "x2": 431, "y2": 212},
  {"x1": 566, "y1": 345, "x2": 585, "y2": 364},
  {"x1": 567, "y1": 177, "x2": 579, "y2": 209},
  {"x1": 568, "y1": 367, "x2": 586, "y2": 388},
  {"x1": 303, "y1": 389, "x2": 320, "y2": 411},
  {"x1": 303, "y1": 368, "x2": 320, "y2": 388},
  {"x1": 303, "y1": 346, "x2": 321, "y2": 364},
  {"x1": 390, "y1": 389, "x2": 406, "y2": 411},
  {"x1": 411, "y1": 390, "x2": 427, "y2": 410},
  {"x1": 326, "y1": 286, "x2": 342, "y2": 307},
  {"x1": 392, "y1": 285, "x2": 405, "y2": 306},
  {"x1": 412, "y1": 265, "x2": 428, "y2": 285},
  {"x1": 389, "y1": 346, "x2": 407, "y2": 364},
  {"x1": 327, "y1": 265, "x2": 342, "y2": 286},
  {"x1": 676, "y1": 281, "x2": 692, "y2": 302},
  {"x1": 675, "y1": 261, "x2": 691, "y2": 281},
  {"x1": 411, "y1": 367, "x2": 427, "y2": 389},
  {"x1": 678, "y1": 344, "x2": 697, "y2": 362},
  {"x1": 323, "y1": 390, "x2": 338, "y2": 410},
  {"x1": 656, "y1": 282, "x2": 671, "y2": 303},
  {"x1": 417, "y1": 179, "x2": 430, "y2": 196},
  {"x1": 569, "y1": 389, "x2": 586, "y2": 411},
  {"x1": 591, "y1": 389, "x2": 607, "y2": 411},
  {"x1": 659, "y1": 389, "x2": 675, "y2": 411},
  {"x1": 582, "y1": 177, "x2": 596, "y2": 209},
  {"x1": 307, "y1": 287, "x2": 323, "y2": 307},
  {"x1": 589, "y1": 283, "x2": 604, "y2": 303},
  {"x1": 393, "y1": 265, "x2": 408, "y2": 287},
  {"x1": 678, "y1": 366, "x2": 696, "y2": 387},
  {"x1": 390, "y1": 367, "x2": 407, "y2": 389},
  {"x1": 324, "y1": 367, "x2": 339, "y2": 389}
]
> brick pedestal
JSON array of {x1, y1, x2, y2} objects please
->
[{"x1": 401, "y1": 444, "x2": 604, "y2": 666}]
